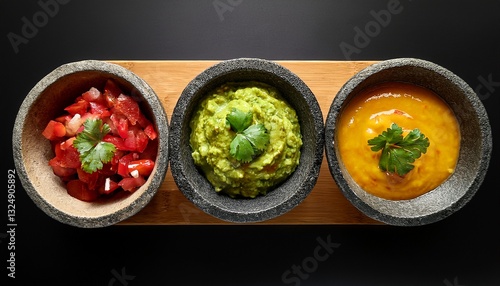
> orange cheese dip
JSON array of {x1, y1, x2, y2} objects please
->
[{"x1": 337, "y1": 82, "x2": 460, "y2": 200}]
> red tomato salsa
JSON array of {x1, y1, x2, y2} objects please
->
[{"x1": 42, "y1": 79, "x2": 158, "y2": 202}]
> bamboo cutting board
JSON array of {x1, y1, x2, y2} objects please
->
[{"x1": 109, "y1": 60, "x2": 382, "y2": 225}]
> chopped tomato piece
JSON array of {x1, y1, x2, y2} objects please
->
[
  {"x1": 64, "y1": 98, "x2": 89, "y2": 115},
  {"x1": 137, "y1": 113, "x2": 152, "y2": 128},
  {"x1": 114, "y1": 94, "x2": 140, "y2": 125},
  {"x1": 103, "y1": 79, "x2": 123, "y2": 107},
  {"x1": 102, "y1": 150, "x2": 125, "y2": 176},
  {"x1": 66, "y1": 180, "x2": 99, "y2": 202},
  {"x1": 144, "y1": 124, "x2": 157, "y2": 140},
  {"x1": 89, "y1": 102, "x2": 111, "y2": 118},
  {"x1": 98, "y1": 177, "x2": 120, "y2": 195},
  {"x1": 49, "y1": 142, "x2": 81, "y2": 169},
  {"x1": 98, "y1": 163, "x2": 117, "y2": 177},
  {"x1": 123, "y1": 131, "x2": 137, "y2": 151},
  {"x1": 139, "y1": 138, "x2": 158, "y2": 161},
  {"x1": 121, "y1": 126, "x2": 149, "y2": 153},
  {"x1": 111, "y1": 150, "x2": 127, "y2": 164},
  {"x1": 118, "y1": 176, "x2": 146, "y2": 192},
  {"x1": 50, "y1": 165, "x2": 77, "y2": 178},
  {"x1": 117, "y1": 152, "x2": 139, "y2": 177},
  {"x1": 54, "y1": 114, "x2": 72, "y2": 124},
  {"x1": 134, "y1": 129, "x2": 149, "y2": 153},
  {"x1": 42, "y1": 120, "x2": 66, "y2": 140},
  {"x1": 110, "y1": 113, "x2": 129, "y2": 138},
  {"x1": 127, "y1": 159, "x2": 155, "y2": 177},
  {"x1": 82, "y1": 87, "x2": 107, "y2": 105},
  {"x1": 44, "y1": 80, "x2": 157, "y2": 202},
  {"x1": 60, "y1": 137, "x2": 76, "y2": 150},
  {"x1": 103, "y1": 135, "x2": 135, "y2": 151},
  {"x1": 76, "y1": 167, "x2": 100, "y2": 191}
]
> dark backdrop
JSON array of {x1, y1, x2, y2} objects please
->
[{"x1": 2, "y1": 1, "x2": 499, "y2": 285}]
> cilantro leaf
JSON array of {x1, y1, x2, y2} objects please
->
[
  {"x1": 368, "y1": 123, "x2": 404, "y2": 152},
  {"x1": 226, "y1": 108, "x2": 253, "y2": 133},
  {"x1": 242, "y1": 124, "x2": 269, "y2": 151},
  {"x1": 230, "y1": 134, "x2": 256, "y2": 163},
  {"x1": 368, "y1": 123, "x2": 430, "y2": 176},
  {"x1": 73, "y1": 119, "x2": 116, "y2": 174},
  {"x1": 226, "y1": 109, "x2": 270, "y2": 163}
]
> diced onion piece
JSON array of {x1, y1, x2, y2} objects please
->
[
  {"x1": 130, "y1": 169, "x2": 139, "y2": 178},
  {"x1": 105, "y1": 177, "x2": 111, "y2": 191},
  {"x1": 65, "y1": 113, "x2": 82, "y2": 136}
]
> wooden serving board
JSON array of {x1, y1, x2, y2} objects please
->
[{"x1": 110, "y1": 60, "x2": 382, "y2": 225}]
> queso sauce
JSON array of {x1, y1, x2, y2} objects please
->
[{"x1": 336, "y1": 82, "x2": 460, "y2": 200}]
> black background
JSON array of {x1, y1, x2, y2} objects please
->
[{"x1": 2, "y1": 1, "x2": 499, "y2": 285}]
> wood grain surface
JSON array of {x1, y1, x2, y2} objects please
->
[{"x1": 110, "y1": 60, "x2": 383, "y2": 225}]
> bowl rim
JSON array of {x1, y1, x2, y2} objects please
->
[
  {"x1": 324, "y1": 57, "x2": 493, "y2": 226},
  {"x1": 12, "y1": 59, "x2": 169, "y2": 228},
  {"x1": 169, "y1": 57, "x2": 325, "y2": 223}
]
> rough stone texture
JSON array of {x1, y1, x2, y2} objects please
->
[
  {"x1": 12, "y1": 60, "x2": 169, "y2": 228},
  {"x1": 169, "y1": 58, "x2": 325, "y2": 223},
  {"x1": 324, "y1": 58, "x2": 493, "y2": 226}
]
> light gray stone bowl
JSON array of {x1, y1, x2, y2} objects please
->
[
  {"x1": 12, "y1": 60, "x2": 169, "y2": 228},
  {"x1": 325, "y1": 58, "x2": 492, "y2": 226},
  {"x1": 169, "y1": 58, "x2": 324, "y2": 223}
]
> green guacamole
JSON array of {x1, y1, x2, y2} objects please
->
[{"x1": 189, "y1": 81, "x2": 302, "y2": 198}]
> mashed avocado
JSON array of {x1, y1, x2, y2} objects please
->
[{"x1": 189, "y1": 81, "x2": 302, "y2": 198}]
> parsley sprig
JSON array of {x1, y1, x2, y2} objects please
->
[
  {"x1": 226, "y1": 108, "x2": 270, "y2": 163},
  {"x1": 367, "y1": 123, "x2": 430, "y2": 176},
  {"x1": 73, "y1": 119, "x2": 116, "y2": 174}
]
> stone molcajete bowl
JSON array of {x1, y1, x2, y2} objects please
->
[
  {"x1": 169, "y1": 58, "x2": 325, "y2": 223},
  {"x1": 12, "y1": 60, "x2": 169, "y2": 228},
  {"x1": 325, "y1": 58, "x2": 492, "y2": 226}
]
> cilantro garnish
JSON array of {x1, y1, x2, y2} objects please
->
[
  {"x1": 226, "y1": 108, "x2": 270, "y2": 163},
  {"x1": 367, "y1": 123, "x2": 430, "y2": 176},
  {"x1": 73, "y1": 119, "x2": 116, "y2": 174}
]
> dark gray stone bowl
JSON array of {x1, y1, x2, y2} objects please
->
[
  {"x1": 325, "y1": 58, "x2": 492, "y2": 226},
  {"x1": 170, "y1": 58, "x2": 324, "y2": 223},
  {"x1": 12, "y1": 60, "x2": 169, "y2": 228}
]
